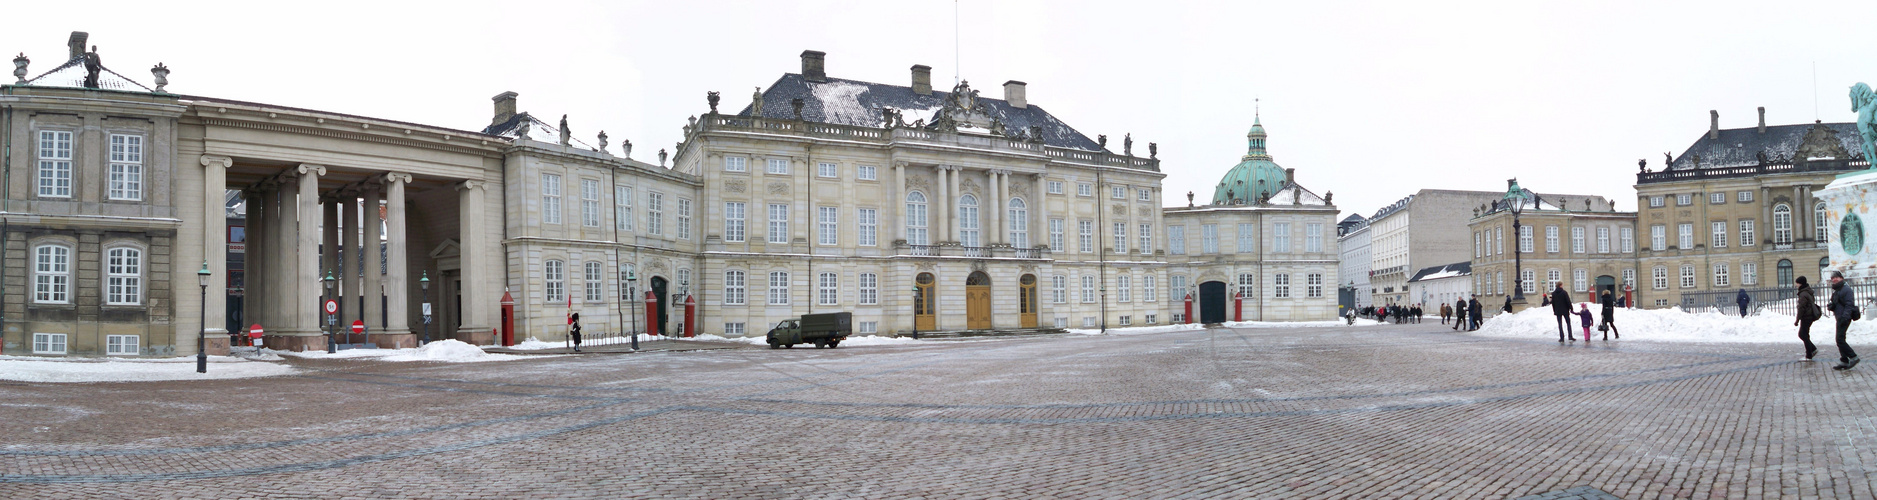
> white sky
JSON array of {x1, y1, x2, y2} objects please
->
[{"x1": 8, "y1": 0, "x2": 1876, "y2": 217}]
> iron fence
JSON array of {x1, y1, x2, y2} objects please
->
[{"x1": 1679, "y1": 279, "x2": 1877, "y2": 318}]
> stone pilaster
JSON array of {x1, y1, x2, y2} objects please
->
[
  {"x1": 379, "y1": 173, "x2": 413, "y2": 347},
  {"x1": 456, "y1": 180, "x2": 492, "y2": 338},
  {"x1": 363, "y1": 186, "x2": 383, "y2": 343}
]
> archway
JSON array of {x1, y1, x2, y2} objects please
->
[
  {"x1": 1019, "y1": 274, "x2": 1038, "y2": 328},
  {"x1": 1595, "y1": 275, "x2": 1616, "y2": 302},
  {"x1": 651, "y1": 276, "x2": 669, "y2": 335},
  {"x1": 1199, "y1": 281, "x2": 1228, "y2": 324},
  {"x1": 967, "y1": 271, "x2": 992, "y2": 330},
  {"x1": 914, "y1": 273, "x2": 936, "y2": 331}
]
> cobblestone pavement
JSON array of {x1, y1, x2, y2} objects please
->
[{"x1": 4, "y1": 322, "x2": 1875, "y2": 498}]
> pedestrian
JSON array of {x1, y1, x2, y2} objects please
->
[
  {"x1": 1828, "y1": 271, "x2": 1861, "y2": 370},
  {"x1": 1452, "y1": 298, "x2": 1467, "y2": 331},
  {"x1": 1412, "y1": 304, "x2": 1423, "y2": 324},
  {"x1": 1737, "y1": 288, "x2": 1752, "y2": 317},
  {"x1": 569, "y1": 312, "x2": 584, "y2": 353},
  {"x1": 1440, "y1": 302, "x2": 1453, "y2": 325},
  {"x1": 1795, "y1": 276, "x2": 1820, "y2": 360},
  {"x1": 1598, "y1": 289, "x2": 1621, "y2": 340},
  {"x1": 1345, "y1": 307, "x2": 1356, "y2": 325},
  {"x1": 1502, "y1": 295, "x2": 1513, "y2": 314},
  {"x1": 1551, "y1": 282, "x2": 1574, "y2": 342},
  {"x1": 1468, "y1": 295, "x2": 1483, "y2": 331},
  {"x1": 1576, "y1": 303, "x2": 1594, "y2": 340}
]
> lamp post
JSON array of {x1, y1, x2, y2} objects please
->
[
  {"x1": 910, "y1": 285, "x2": 921, "y2": 339},
  {"x1": 323, "y1": 270, "x2": 337, "y2": 353},
  {"x1": 625, "y1": 270, "x2": 639, "y2": 350},
  {"x1": 196, "y1": 260, "x2": 210, "y2": 373},
  {"x1": 419, "y1": 271, "x2": 431, "y2": 346},
  {"x1": 1506, "y1": 178, "x2": 1528, "y2": 307}
]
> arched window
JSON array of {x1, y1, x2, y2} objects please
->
[
  {"x1": 106, "y1": 247, "x2": 143, "y2": 305},
  {"x1": 905, "y1": 192, "x2": 928, "y2": 246},
  {"x1": 34, "y1": 244, "x2": 71, "y2": 304},
  {"x1": 1816, "y1": 201, "x2": 1830, "y2": 243},
  {"x1": 1008, "y1": 198, "x2": 1028, "y2": 248},
  {"x1": 584, "y1": 262, "x2": 603, "y2": 301},
  {"x1": 1773, "y1": 204, "x2": 1792, "y2": 244},
  {"x1": 543, "y1": 260, "x2": 565, "y2": 302},
  {"x1": 1777, "y1": 259, "x2": 1793, "y2": 286},
  {"x1": 958, "y1": 194, "x2": 980, "y2": 247}
]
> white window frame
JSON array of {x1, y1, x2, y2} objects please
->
[
  {"x1": 541, "y1": 174, "x2": 562, "y2": 224},
  {"x1": 857, "y1": 165, "x2": 877, "y2": 181},
  {"x1": 725, "y1": 322, "x2": 746, "y2": 335},
  {"x1": 646, "y1": 192, "x2": 664, "y2": 235},
  {"x1": 1679, "y1": 223, "x2": 1694, "y2": 249},
  {"x1": 725, "y1": 156, "x2": 747, "y2": 172},
  {"x1": 817, "y1": 206, "x2": 838, "y2": 246},
  {"x1": 1047, "y1": 181, "x2": 1063, "y2": 194},
  {"x1": 677, "y1": 198, "x2": 693, "y2": 239},
  {"x1": 1111, "y1": 185, "x2": 1126, "y2": 199},
  {"x1": 1237, "y1": 273, "x2": 1256, "y2": 298},
  {"x1": 1077, "y1": 183, "x2": 1093, "y2": 197},
  {"x1": 1817, "y1": 201, "x2": 1830, "y2": 242},
  {"x1": 1080, "y1": 220, "x2": 1095, "y2": 253},
  {"x1": 1273, "y1": 223, "x2": 1291, "y2": 253},
  {"x1": 1651, "y1": 225, "x2": 1666, "y2": 250},
  {"x1": 1202, "y1": 224, "x2": 1219, "y2": 254},
  {"x1": 1649, "y1": 196, "x2": 1664, "y2": 208},
  {"x1": 1743, "y1": 261, "x2": 1758, "y2": 285},
  {"x1": 1738, "y1": 191, "x2": 1753, "y2": 203},
  {"x1": 817, "y1": 162, "x2": 838, "y2": 178},
  {"x1": 1740, "y1": 220, "x2": 1755, "y2": 247},
  {"x1": 724, "y1": 270, "x2": 747, "y2": 305},
  {"x1": 1168, "y1": 225, "x2": 1185, "y2": 255},
  {"x1": 906, "y1": 192, "x2": 929, "y2": 246},
  {"x1": 1307, "y1": 273, "x2": 1323, "y2": 298},
  {"x1": 580, "y1": 179, "x2": 601, "y2": 227},
  {"x1": 1522, "y1": 269, "x2": 1536, "y2": 294},
  {"x1": 1144, "y1": 275, "x2": 1157, "y2": 302},
  {"x1": 106, "y1": 334, "x2": 139, "y2": 356},
  {"x1": 859, "y1": 272, "x2": 878, "y2": 305},
  {"x1": 1546, "y1": 226, "x2": 1559, "y2": 253},
  {"x1": 108, "y1": 134, "x2": 143, "y2": 201},
  {"x1": 1597, "y1": 227, "x2": 1610, "y2": 253},
  {"x1": 33, "y1": 332, "x2": 67, "y2": 355},
  {"x1": 33, "y1": 244, "x2": 71, "y2": 304},
  {"x1": 769, "y1": 271, "x2": 791, "y2": 305},
  {"x1": 105, "y1": 246, "x2": 142, "y2": 305},
  {"x1": 584, "y1": 262, "x2": 603, "y2": 302},
  {"x1": 616, "y1": 187, "x2": 635, "y2": 231},
  {"x1": 724, "y1": 202, "x2": 746, "y2": 242},
  {"x1": 1052, "y1": 275, "x2": 1067, "y2": 303},
  {"x1": 1677, "y1": 194, "x2": 1692, "y2": 206},
  {"x1": 959, "y1": 194, "x2": 980, "y2": 247},
  {"x1": 544, "y1": 260, "x2": 565, "y2": 302},
  {"x1": 818, "y1": 272, "x2": 838, "y2": 306},
  {"x1": 1112, "y1": 222, "x2": 1127, "y2": 253},
  {"x1": 1117, "y1": 275, "x2": 1131, "y2": 302},
  {"x1": 1621, "y1": 227, "x2": 1634, "y2": 253},
  {"x1": 1050, "y1": 218, "x2": 1065, "y2": 252},
  {"x1": 1573, "y1": 268, "x2": 1587, "y2": 292},
  {"x1": 1273, "y1": 273, "x2": 1291, "y2": 298},
  {"x1": 768, "y1": 203, "x2": 789, "y2": 244},
  {"x1": 1622, "y1": 269, "x2": 1636, "y2": 289},
  {"x1": 1519, "y1": 226, "x2": 1533, "y2": 253},
  {"x1": 1306, "y1": 223, "x2": 1323, "y2": 253},
  {"x1": 1710, "y1": 221, "x2": 1727, "y2": 248},
  {"x1": 1010, "y1": 199, "x2": 1030, "y2": 248},
  {"x1": 1773, "y1": 204, "x2": 1792, "y2": 244},
  {"x1": 1680, "y1": 265, "x2": 1696, "y2": 288},
  {"x1": 1710, "y1": 192, "x2": 1726, "y2": 204},
  {"x1": 1547, "y1": 269, "x2": 1562, "y2": 289},
  {"x1": 1081, "y1": 275, "x2": 1096, "y2": 303},
  {"x1": 766, "y1": 158, "x2": 789, "y2": 175},
  {"x1": 1138, "y1": 223, "x2": 1152, "y2": 255},
  {"x1": 1236, "y1": 223, "x2": 1256, "y2": 253},
  {"x1": 1653, "y1": 266, "x2": 1668, "y2": 290},
  {"x1": 37, "y1": 130, "x2": 73, "y2": 198},
  {"x1": 1713, "y1": 263, "x2": 1730, "y2": 287},
  {"x1": 1138, "y1": 188, "x2": 1152, "y2": 202},
  {"x1": 858, "y1": 208, "x2": 878, "y2": 247}
]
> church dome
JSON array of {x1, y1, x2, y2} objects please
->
[{"x1": 1212, "y1": 115, "x2": 1287, "y2": 205}]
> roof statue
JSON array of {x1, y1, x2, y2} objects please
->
[
  {"x1": 1663, "y1": 152, "x2": 1673, "y2": 167},
  {"x1": 516, "y1": 118, "x2": 531, "y2": 139},
  {"x1": 558, "y1": 114, "x2": 571, "y2": 146},
  {"x1": 658, "y1": 149, "x2": 667, "y2": 167},
  {"x1": 791, "y1": 98, "x2": 804, "y2": 120},
  {"x1": 1149, "y1": 142, "x2": 1157, "y2": 159},
  {"x1": 597, "y1": 131, "x2": 609, "y2": 154},
  {"x1": 1637, "y1": 158, "x2": 1647, "y2": 173},
  {"x1": 1852, "y1": 82, "x2": 1877, "y2": 165},
  {"x1": 13, "y1": 53, "x2": 28, "y2": 84},
  {"x1": 82, "y1": 45, "x2": 101, "y2": 88},
  {"x1": 707, "y1": 91, "x2": 720, "y2": 114},
  {"x1": 622, "y1": 139, "x2": 632, "y2": 158},
  {"x1": 750, "y1": 86, "x2": 764, "y2": 117},
  {"x1": 1124, "y1": 133, "x2": 1133, "y2": 156},
  {"x1": 150, "y1": 62, "x2": 168, "y2": 93},
  {"x1": 1097, "y1": 134, "x2": 1107, "y2": 150}
]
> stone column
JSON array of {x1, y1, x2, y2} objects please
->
[
  {"x1": 1760, "y1": 186, "x2": 1772, "y2": 246},
  {"x1": 935, "y1": 166, "x2": 949, "y2": 244},
  {"x1": 270, "y1": 180, "x2": 295, "y2": 335},
  {"x1": 243, "y1": 190, "x2": 264, "y2": 335},
  {"x1": 1033, "y1": 173, "x2": 1048, "y2": 251},
  {"x1": 947, "y1": 165, "x2": 961, "y2": 243},
  {"x1": 988, "y1": 169, "x2": 1002, "y2": 245},
  {"x1": 381, "y1": 173, "x2": 413, "y2": 345},
  {"x1": 199, "y1": 156, "x2": 232, "y2": 353},
  {"x1": 322, "y1": 197, "x2": 339, "y2": 290},
  {"x1": 340, "y1": 195, "x2": 360, "y2": 327},
  {"x1": 363, "y1": 186, "x2": 384, "y2": 341},
  {"x1": 456, "y1": 180, "x2": 491, "y2": 341},
  {"x1": 893, "y1": 162, "x2": 906, "y2": 242},
  {"x1": 291, "y1": 164, "x2": 326, "y2": 346}
]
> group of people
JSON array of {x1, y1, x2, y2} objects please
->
[
  {"x1": 1447, "y1": 295, "x2": 1494, "y2": 331},
  {"x1": 1358, "y1": 304, "x2": 1424, "y2": 324},
  {"x1": 1795, "y1": 272, "x2": 1860, "y2": 370},
  {"x1": 1545, "y1": 283, "x2": 1622, "y2": 343}
]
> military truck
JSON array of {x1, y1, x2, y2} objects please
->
[{"x1": 766, "y1": 312, "x2": 852, "y2": 349}]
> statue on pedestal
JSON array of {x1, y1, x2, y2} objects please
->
[
  {"x1": 558, "y1": 115, "x2": 571, "y2": 146},
  {"x1": 81, "y1": 45, "x2": 101, "y2": 89},
  {"x1": 707, "y1": 91, "x2": 720, "y2": 114},
  {"x1": 1852, "y1": 82, "x2": 1877, "y2": 165}
]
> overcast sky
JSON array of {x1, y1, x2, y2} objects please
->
[{"x1": 9, "y1": 0, "x2": 1875, "y2": 217}]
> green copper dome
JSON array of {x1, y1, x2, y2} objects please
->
[{"x1": 1212, "y1": 115, "x2": 1287, "y2": 205}]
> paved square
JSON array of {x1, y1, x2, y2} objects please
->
[{"x1": 3, "y1": 323, "x2": 1874, "y2": 498}]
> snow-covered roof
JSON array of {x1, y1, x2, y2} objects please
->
[
  {"x1": 22, "y1": 57, "x2": 153, "y2": 92},
  {"x1": 742, "y1": 74, "x2": 1104, "y2": 151},
  {"x1": 1409, "y1": 262, "x2": 1472, "y2": 282},
  {"x1": 1263, "y1": 183, "x2": 1330, "y2": 206},
  {"x1": 1670, "y1": 121, "x2": 1863, "y2": 170},
  {"x1": 482, "y1": 112, "x2": 597, "y2": 150}
]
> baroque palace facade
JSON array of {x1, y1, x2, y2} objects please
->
[{"x1": 3, "y1": 37, "x2": 1339, "y2": 357}]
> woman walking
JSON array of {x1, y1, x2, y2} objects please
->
[
  {"x1": 1598, "y1": 289, "x2": 1621, "y2": 341},
  {"x1": 1795, "y1": 276, "x2": 1820, "y2": 360}
]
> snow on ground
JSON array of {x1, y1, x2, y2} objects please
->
[
  {"x1": 0, "y1": 354, "x2": 299, "y2": 383},
  {"x1": 272, "y1": 339, "x2": 526, "y2": 362},
  {"x1": 1069, "y1": 318, "x2": 1381, "y2": 336},
  {"x1": 683, "y1": 333, "x2": 927, "y2": 347},
  {"x1": 1471, "y1": 303, "x2": 1877, "y2": 343},
  {"x1": 507, "y1": 334, "x2": 663, "y2": 350}
]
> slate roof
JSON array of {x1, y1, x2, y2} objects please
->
[
  {"x1": 1340, "y1": 214, "x2": 1366, "y2": 224},
  {"x1": 740, "y1": 74, "x2": 1104, "y2": 151},
  {"x1": 1669, "y1": 122, "x2": 1863, "y2": 170},
  {"x1": 482, "y1": 112, "x2": 597, "y2": 150},
  {"x1": 1408, "y1": 262, "x2": 1472, "y2": 283},
  {"x1": 23, "y1": 57, "x2": 153, "y2": 92}
]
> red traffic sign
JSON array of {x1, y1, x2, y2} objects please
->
[
  {"x1": 248, "y1": 323, "x2": 264, "y2": 338},
  {"x1": 324, "y1": 299, "x2": 339, "y2": 315},
  {"x1": 351, "y1": 320, "x2": 365, "y2": 334}
]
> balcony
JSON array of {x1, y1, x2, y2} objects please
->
[
  {"x1": 894, "y1": 241, "x2": 1051, "y2": 259},
  {"x1": 694, "y1": 115, "x2": 1159, "y2": 172},
  {"x1": 1637, "y1": 158, "x2": 1868, "y2": 184}
]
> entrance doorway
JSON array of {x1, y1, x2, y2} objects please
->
[
  {"x1": 966, "y1": 271, "x2": 991, "y2": 330},
  {"x1": 651, "y1": 276, "x2": 669, "y2": 335},
  {"x1": 1199, "y1": 281, "x2": 1228, "y2": 324},
  {"x1": 1595, "y1": 275, "x2": 1616, "y2": 302},
  {"x1": 914, "y1": 273, "x2": 936, "y2": 331},
  {"x1": 1019, "y1": 274, "x2": 1038, "y2": 328}
]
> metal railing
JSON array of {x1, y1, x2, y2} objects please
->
[{"x1": 1679, "y1": 281, "x2": 1877, "y2": 317}]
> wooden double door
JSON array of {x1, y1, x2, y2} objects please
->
[{"x1": 966, "y1": 271, "x2": 992, "y2": 330}]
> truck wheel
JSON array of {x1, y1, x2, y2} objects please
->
[
  {"x1": 827, "y1": 340, "x2": 840, "y2": 349},
  {"x1": 784, "y1": 344, "x2": 794, "y2": 349},
  {"x1": 768, "y1": 342, "x2": 779, "y2": 349},
  {"x1": 813, "y1": 339, "x2": 827, "y2": 349}
]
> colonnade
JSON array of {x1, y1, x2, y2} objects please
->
[{"x1": 890, "y1": 163, "x2": 1049, "y2": 248}]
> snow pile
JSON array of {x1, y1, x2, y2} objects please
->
[
  {"x1": 1068, "y1": 318, "x2": 1378, "y2": 336},
  {"x1": 810, "y1": 81, "x2": 876, "y2": 126},
  {"x1": 1472, "y1": 303, "x2": 1877, "y2": 343},
  {"x1": 273, "y1": 340, "x2": 525, "y2": 362},
  {"x1": 508, "y1": 334, "x2": 662, "y2": 350},
  {"x1": 0, "y1": 355, "x2": 299, "y2": 383}
]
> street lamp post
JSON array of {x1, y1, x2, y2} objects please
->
[
  {"x1": 625, "y1": 270, "x2": 639, "y2": 350},
  {"x1": 419, "y1": 271, "x2": 431, "y2": 346},
  {"x1": 910, "y1": 285, "x2": 921, "y2": 339},
  {"x1": 1506, "y1": 179, "x2": 1528, "y2": 307},
  {"x1": 196, "y1": 261, "x2": 210, "y2": 373},
  {"x1": 323, "y1": 271, "x2": 336, "y2": 353}
]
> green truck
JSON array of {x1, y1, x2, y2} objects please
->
[{"x1": 766, "y1": 312, "x2": 852, "y2": 349}]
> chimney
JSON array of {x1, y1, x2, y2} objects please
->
[
  {"x1": 67, "y1": 32, "x2": 88, "y2": 61},
  {"x1": 911, "y1": 65, "x2": 932, "y2": 95},
  {"x1": 1709, "y1": 110, "x2": 1719, "y2": 140},
  {"x1": 491, "y1": 91, "x2": 518, "y2": 126},
  {"x1": 801, "y1": 50, "x2": 827, "y2": 83},
  {"x1": 1757, "y1": 106, "x2": 1766, "y2": 133},
  {"x1": 1004, "y1": 80, "x2": 1027, "y2": 109},
  {"x1": 1285, "y1": 168, "x2": 1295, "y2": 185}
]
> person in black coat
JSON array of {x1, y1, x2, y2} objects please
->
[
  {"x1": 1598, "y1": 289, "x2": 1620, "y2": 340},
  {"x1": 1551, "y1": 283, "x2": 1574, "y2": 342},
  {"x1": 569, "y1": 312, "x2": 584, "y2": 353},
  {"x1": 1795, "y1": 276, "x2": 1821, "y2": 360},
  {"x1": 1453, "y1": 298, "x2": 1467, "y2": 331},
  {"x1": 1828, "y1": 271, "x2": 1860, "y2": 370},
  {"x1": 1502, "y1": 296, "x2": 1513, "y2": 314},
  {"x1": 1736, "y1": 288, "x2": 1752, "y2": 317},
  {"x1": 1467, "y1": 295, "x2": 1483, "y2": 331}
]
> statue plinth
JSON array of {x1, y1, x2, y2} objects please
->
[{"x1": 1819, "y1": 171, "x2": 1877, "y2": 280}]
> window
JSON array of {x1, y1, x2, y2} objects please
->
[
  {"x1": 677, "y1": 198, "x2": 692, "y2": 239},
  {"x1": 1167, "y1": 225, "x2": 1185, "y2": 255},
  {"x1": 1112, "y1": 222, "x2": 1127, "y2": 253},
  {"x1": 544, "y1": 260, "x2": 565, "y2": 302},
  {"x1": 858, "y1": 321, "x2": 877, "y2": 334},
  {"x1": 108, "y1": 134, "x2": 143, "y2": 201},
  {"x1": 1118, "y1": 315, "x2": 1132, "y2": 326},
  {"x1": 1273, "y1": 274, "x2": 1291, "y2": 298},
  {"x1": 858, "y1": 165, "x2": 877, "y2": 181},
  {"x1": 33, "y1": 244, "x2": 70, "y2": 303},
  {"x1": 1677, "y1": 194, "x2": 1692, "y2": 206},
  {"x1": 1052, "y1": 275, "x2": 1067, "y2": 303},
  {"x1": 1050, "y1": 219, "x2": 1065, "y2": 251},
  {"x1": 1710, "y1": 192, "x2": 1726, "y2": 204},
  {"x1": 1011, "y1": 199, "x2": 1030, "y2": 248},
  {"x1": 678, "y1": 268, "x2": 691, "y2": 295},
  {"x1": 106, "y1": 335, "x2": 139, "y2": 355},
  {"x1": 768, "y1": 271, "x2": 790, "y2": 305},
  {"x1": 1307, "y1": 273, "x2": 1323, "y2": 298},
  {"x1": 768, "y1": 203, "x2": 789, "y2": 243},
  {"x1": 1817, "y1": 201, "x2": 1830, "y2": 242},
  {"x1": 1495, "y1": 227, "x2": 1504, "y2": 255},
  {"x1": 1547, "y1": 269, "x2": 1561, "y2": 289},
  {"x1": 584, "y1": 262, "x2": 603, "y2": 301},
  {"x1": 1649, "y1": 196, "x2": 1665, "y2": 208},
  {"x1": 1144, "y1": 276, "x2": 1157, "y2": 302},
  {"x1": 1138, "y1": 188, "x2": 1152, "y2": 202},
  {"x1": 616, "y1": 187, "x2": 635, "y2": 231},
  {"x1": 857, "y1": 208, "x2": 878, "y2": 246},
  {"x1": 1773, "y1": 204, "x2": 1792, "y2": 244},
  {"x1": 724, "y1": 202, "x2": 746, "y2": 242},
  {"x1": 579, "y1": 179, "x2": 600, "y2": 227},
  {"x1": 1081, "y1": 275, "x2": 1096, "y2": 303},
  {"x1": 646, "y1": 192, "x2": 664, "y2": 235},
  {"x1": 856, "y1": 272, "x2": 877, "y2": 305},
  {"x1": 1117, "y1": 275, "x2": 1131, "y2": 302},
  {"x1": 1678, "y1": 223, "x2": 1694, "y2": 249},
  {"x1": 1651, "y1": 225, "x2": 1666, "y2": 250},
  {"x1": 1519, "y1": 226, "x2": 1533, "y2": 253},
  {"x1": 1273, "y1": 223, "x2": 1291, "y2": 253},
  {"x1": 1306, "y1": 224, "x2": 1323, "y2": 253},
  {"x1": 1476, "y1": 232, "x2": 1482, "y2": 258},
  {"x1": 1111, "y1": 185, "x2": 1126, "y2": 199},
  {"x1": 105, "y1": 247, "x2": 142, "y2": 305},
  {"x1": 1739, "y1": 220, "x2": 1755, "y2": 247},
  {"x1": 1202, "y1": 224, "x2": 1219, "y2": 254},
  {"x1": 1138, "y1": 223, "x2": 1152, "y2": 255},
  {"x1": 1497, "y1": 272, "x2": 1505, "y2": 296},
  {"x1": 817, "y1": 162, "x2": 837, "y2": 178},
  {"x1": 1597, "y1": 227, "x2": 1610, "y2": 253},
  {"x1": 818, "y1": 272, "x2": 838, "y2": 305},
  {"x1": 1622, "y1": 269, "x2": 1636, "y2": 289},
  {"x1": 725, "y1": 156, "x2": 748, "y2": 172},
  {"x1": 959, "y1": 195, "x2": 980, "y2": 247},
  {"x1": 1573, "y1": 269, "x2": 1587, "y2": 291},
  {"x1": 619, "y1": 265, "x2": 635, "y2": 298},
  {"x1": 1711, "y1": 221, "x2": 1727, "y2": 248},
  {"x1": 1145, "y1": 314, "x2": 1157, "y2": 325},
  {"x1": 1777, "y1": 259, "x2": 1794, "y2": 286},
  {"x1": 725, "y1": 322, "x2": 746, "y2": 335},
  {"x1": 766, "y1": 158, "x2": 789, "y2": 175},
  {"x1": 1078, "y1": 183, "x2": 1093, "y2": 197},
  {"x1": 1236, "y1": 223, "x2": 1256, "y2": 253},
  {"x1": 1546, "y1": 226, "x2": 1559, "y2": 253},
  {"x1": 817, "y1": 206, "x2": 838, "y2": 246},
  {"x1": 1652, "y1": 266, "x2": 1668, "y2": 289},
  {"x1": 1739, "y1": 191, "x2": 1753, "y2": 203},
  {"x1": 541, "y1": 174, "x2": 562, "y2": 224},
  {"x1": 1237, "y1": 273, "x2": 1256, "y2": 298},
  {"x1": 1680, "y1": 265, "x2": 1696, "y2": 288},
  {"x1": 37, "y1": 130, "x2": 72, "y2": 198},
  {"x1": 1621, "y1": 227, "x2": 1634, "y2": 253},
  {"x1": 906, "y1": 192, "x2": 928, "y2": 246},
  {"x1": 1080, "y1": 220, "x2": 1095, "y2": 253},
  {"x1": 1522, "y1": 269, "x2": 1536, "y2": 294},
  {"x1": 33, "y1": 333, "x2": 66, "y2": 354},
  {"x1": 1171, "y1": 275, "x2": 1188, "y2": 302},
  {"x1": 723, "y1": 270, "x2": 746, "y2": 305},
  {"x1": 1743, "y1": 262, "x2": 1758, "y2": 285},
  {"x1": 1713, "y1": 263, "x2": 1730, "y2": 287},
  {"x1": 1047, "y1": 181, "x2": 1063, "y2": 194}
]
